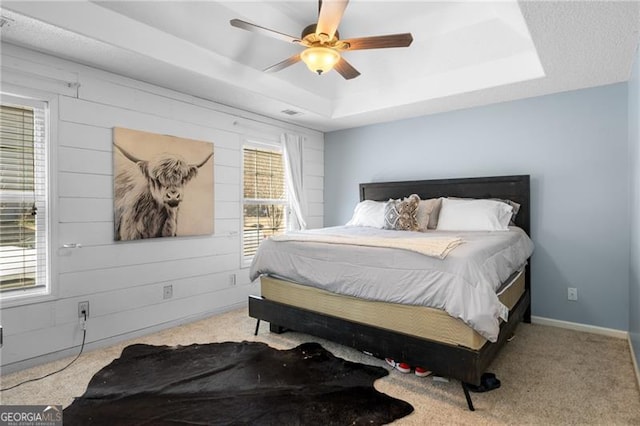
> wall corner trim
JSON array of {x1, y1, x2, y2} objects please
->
[
  {"x1": 531, "y1": 316, "x2": 628, "y2": 339},
  {"x1": 629, "y1": 335, "x2": 640, "y2": 393}
]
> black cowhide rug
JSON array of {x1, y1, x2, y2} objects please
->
[{"x1": 63, "y1": 341, "x2": 413, "y2": 425}]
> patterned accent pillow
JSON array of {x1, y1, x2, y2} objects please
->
[{"x1": 383, "y1": 194, "x2": 420, "y2": 231}]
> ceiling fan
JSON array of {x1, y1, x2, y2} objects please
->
[{"x1": 230, "y1": 0, "x2": 413, "y2": 80}]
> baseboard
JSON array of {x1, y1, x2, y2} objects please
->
[
  {"x1": 531, "y1": 316, "x2": 628, "y2": 339},
  {"x1": 1, "y1": 302, "x2": 247, "y2": 375},
  {"x1": 629, "y1": 334, "x2": 640, "y2": 391}
]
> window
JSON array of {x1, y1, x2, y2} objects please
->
[
  {"x1": 242, "y1": 143, "x2": 287, "y2": 262},
  {"x1": 0, "y1": 96, "x2": 49, "y2": 298}
]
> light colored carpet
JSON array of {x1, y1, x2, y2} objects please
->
[{"x1": 1, "y1": 307, "x2": 639, "y2": 424}]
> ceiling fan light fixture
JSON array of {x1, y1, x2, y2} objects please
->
[{"x1": 300, "y1": 46, "x2": 340, "y2": 75}]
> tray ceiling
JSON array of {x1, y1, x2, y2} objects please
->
[{"x1": 1, "y1": 1, "x2": 638, "y2": 132}]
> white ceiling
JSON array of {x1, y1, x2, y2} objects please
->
[{"x1": 1, "y1": 1, "x2": 639, "y2": 132}]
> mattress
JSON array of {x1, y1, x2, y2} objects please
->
[
  {"x1": 250, "y1": 226, "x2": 534, "y2": 342},
  {"x1": 260, "y1": 269, "x2": 525, "y2": 350}
]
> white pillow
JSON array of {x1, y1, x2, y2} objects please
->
[
  {"x1": 346, "y1": 200, "x2": 386, "y2": 228},
  {"x1": 436, "y1": 198, "x2": 513, "y2": 231}
]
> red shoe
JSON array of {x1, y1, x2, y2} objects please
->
[
  {"x1": 415, "y1": 366, "x2": 432, "y2": 377},
  {"x1": 385, "y1": 358, "x2": 411, "y2": 374}
]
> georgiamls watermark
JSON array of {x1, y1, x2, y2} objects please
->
[{"x1": 0, "y1": 405, "x2": 62, "y2": 426}]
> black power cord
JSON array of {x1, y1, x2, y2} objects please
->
[{"x1": 0, "y1": 312, "x2": 88, "y2": 392}]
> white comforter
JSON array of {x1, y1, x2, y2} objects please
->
[{"x1": 249, "y1": 226, "x2": 534, "y2": 342}]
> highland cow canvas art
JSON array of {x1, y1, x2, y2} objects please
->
[{"x1": 113, "y1": 127, "x2": 214, "y2": 241}]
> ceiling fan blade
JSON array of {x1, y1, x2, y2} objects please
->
[
  {"x1": 316, "y1": 0, "x2": 349, "y2": 40},
  {"x1": 334, "y1": 57, "x2": 360, "y2": 80},
  {"x1": 340, "y1": 33, "x2": 413, "y2": 50},
  {"x1": 263, "y1": 54, "x2": 301, "y2": 73},
  {"x1": 230, "y1": 19, "x2": 300, "y2": 44}
]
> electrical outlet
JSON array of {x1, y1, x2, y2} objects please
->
[
  {"x1": 567, "y1": 287, "x2": 578, "y2": 301},
  {"x1": 78, "y1": 301, "x2": 90, "y2": 318},
  {"x1": 229, "y1": 273, "x2": 237, "y2": 286},
  {"x1": 163, "y1": 284, "x2": 173, "y2": 300}
]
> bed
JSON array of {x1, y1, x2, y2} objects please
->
[{"x1": 248, "y1": 175, "x2": 532, "y2": 410}]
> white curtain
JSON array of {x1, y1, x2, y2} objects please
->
[{"x1": 282, "y1": 133, "x2": 307, "y2": 231}]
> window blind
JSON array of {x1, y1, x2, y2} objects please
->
[
  {"x1": 242, "y1": 146, "x2": 286, "y2": 259},
  {"x1": 0, "y1": 100, "x2": 48, "y2": 293}
]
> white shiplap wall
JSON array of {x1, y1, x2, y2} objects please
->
[{"x1": 0, "y1": 45, "x2": 324, "y2": 372}]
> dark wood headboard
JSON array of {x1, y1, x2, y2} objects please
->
[{"x1": 359, "y1": 175, "x2": 530, "y2": 235}]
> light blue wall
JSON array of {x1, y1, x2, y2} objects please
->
[
  {"x1": 629, "y1": 45, "x2": 640, "y2": 363},
  {"x1": 325, "y1": 84, "x2": 630, "y2": 331}
]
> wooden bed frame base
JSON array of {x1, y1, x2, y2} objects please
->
[{"x1": 249, "y1": 287, "x2": 530, "y2": 411}]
